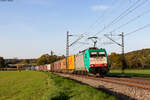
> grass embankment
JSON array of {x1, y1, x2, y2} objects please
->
[
  {"x1": 109, "y1": 69, "x2": 150, "y2": 77},
  {"x1": 0, "y1": 71, "x2": 118, "y2": 100},
  {"x1": 44, "y1": 73, "x2": 118, "y2": 100}
]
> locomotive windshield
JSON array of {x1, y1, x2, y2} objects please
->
[{"x1": 90, "y1": 51, "x2": 105, "y2": 57}]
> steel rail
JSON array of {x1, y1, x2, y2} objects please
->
[{"x1": 55, "y1": 73, "x2": 150, "y2": 90}]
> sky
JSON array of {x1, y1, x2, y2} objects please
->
[{"x1": 0, "y1": 0, "x2": 150, "y2": 59}]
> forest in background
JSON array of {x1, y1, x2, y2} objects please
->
[{"x1": 109, "y1": 48, "x2": 150, "y2": 69}]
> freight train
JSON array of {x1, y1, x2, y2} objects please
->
[{"x1": 25, "y1": 47, "x2": 109, "y2": 77}]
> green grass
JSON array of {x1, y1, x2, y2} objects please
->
[
  {"x1": 0, "y1": 71, "x2": 48, "y2": 100},
  {"x1": 0, "y1": 71, "x2": 118, "y2": 100},
  {"x1": 44, "y1": 73, "x2": 118, "y2": 100},
  {"x1": 109, "y1": 69, "x2": 150, "y2": 77}
]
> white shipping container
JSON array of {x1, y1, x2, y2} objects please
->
[
  {"x1": 47, "y1": 64, "x2": 51, "y2": 71},
  {"x1": 75, "y1": 53, "x2": 86, "y2": 71}
]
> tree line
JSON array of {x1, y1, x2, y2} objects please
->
[
  {"x1": 0, "y1": 54, "x2": 64, "y2": 68},
  {"x1": 109, "y1": 48, "x2": 150, "y2": 69},
  {"x1": 36, "y1": 54, "x2": 65, "y2": 65},
  {"x1": 1, "y1": 48, "x2": 150, "y2": 69}
]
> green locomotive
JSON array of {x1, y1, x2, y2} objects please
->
[{"x1": 75, "y1": 47, "x2": 109, "y2": 76}]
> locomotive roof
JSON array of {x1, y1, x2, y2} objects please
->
[{"x1": 79, "y1": 47, "x2": 105, "y2": 53}]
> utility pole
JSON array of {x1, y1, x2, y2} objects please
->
[
  {"x1": 66, "y1": 31, "x2": 73, "y2": 70},
  {"x1": 66, "y1": 31, "x2": 73, "y2": 57},
  {"x1": 51, "y1": 50, "x2": 53, "y2": 56},
  {"x1": 66, "y1": 31, "x2": 69, "y2": 57},
  {"x1": 121, "y1": 32, "x2": 127, "y2": 73},
  {"x1": 122, "y1": 32, "x2": 124, "y2": 56},
  {"x1": 66, "y1": 31, "x2": 69, "y2": 70},
  {"x1": 104, "y1": 32, "x2": 127, "y2": 74}
]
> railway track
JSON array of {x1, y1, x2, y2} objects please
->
[
  {"x1": 104, "y1": 77, "x2": 150, "y2": 85},
  {"x1": 90, "y1": 77, "x2": 150, "y2": 90},
  {"x1": 131, "y1": 77, "x2": 150, "y2": 81},
  {"x1": 56, "y1": 73, "x2": 150, "y2": 90},
  {"x1": 55, "y1": 72, "x2": 150, "y2": 100},
  {"x1": 107, "y1": 74, "x2": 150, "y2": 81}
]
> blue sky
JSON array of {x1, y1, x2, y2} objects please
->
[{"x1": 0, "y1": 0, "x2": 150, "y2": 58}]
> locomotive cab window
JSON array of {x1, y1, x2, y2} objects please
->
[
  {"x1": 90, "y1": 52, "x2": 97, "y2": 57},
  {"x1": 90, "y1": 52, "x2": 105, "y2": 57},
  {"x1": 98, "y1": 52, "x2": 105, "y2": 57}
]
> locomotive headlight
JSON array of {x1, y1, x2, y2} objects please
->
[
  {"x1": 91, "y1": 64, "x2": 94, "y2": 67},
  {"x1": 104, "y1": 64, "x2": 107, "y2": 66}
]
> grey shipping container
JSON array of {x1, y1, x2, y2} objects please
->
[{"x1": 75, "y1": 53, "x2": 86, "y2": 71}]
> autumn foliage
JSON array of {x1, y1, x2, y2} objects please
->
[{"x1": 109, "y1": 48, "x2": 150, "y2": 69}]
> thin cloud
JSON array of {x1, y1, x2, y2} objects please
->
[{"x1": 91, "y1": 5, "x2": 111, "y2": 11}]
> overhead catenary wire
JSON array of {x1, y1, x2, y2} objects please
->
[
  {"x1": 86, "y1": 0, "x2": 117, "y2": 34},
  {"x1": 70, "y1": 0, "x2": 120, "y2": 49},
  {"x1": 103, "y1": 23, "x2": 150, "y2": 43},
  {"x1": 71, "y1": 42, "x2": 91, "y2": 54},
  {"x1": 110, "y1": 8, "x2": 150, "y2": 33},
  {"x1": 94, "y1": 0, "x2": 141, "y2": 36},
  {"x1": 93, "y1": 0, "x2": 148, "y2": 37},
  {"x1": 125, "y1": 23, "x2": 150, "y2": 36},
  {"x1": 105, "y1": 23, "x2": 150, "y2": 45},
  {"x1": 68, "y1": 0, "x2": 150, "y2": 53},
  {"x1": 67, "y1": 0, "x2": 135, "y2": 49},
  {"x1": 69, "y1": 34, "x2": 84, "y2": 47},
  {"x1": 98, "y1": 0, "x2": 150, "y2": 44},
  {"x1": 103, "y1": 24, "x2": 150, "y2": 44},
  {"x1": 108, "y1": 0, "x2": 148, "y2": 26},
  {"x1": 82, "y1": 0, "x2": 126, "y2": 47}
]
